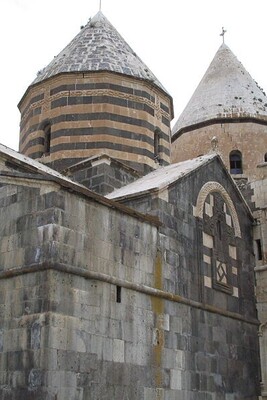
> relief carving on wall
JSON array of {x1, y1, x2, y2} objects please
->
[{"x1": 194, "y1": 181, "x2": 240, "y2": 296}]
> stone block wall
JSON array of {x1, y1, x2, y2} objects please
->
[
  {"x1": 107, "y1": 158, "x2": 260, "y2": 398},
  {"x1": 171, "y1": 121, "x2": 267, "y2": 182},
  {"x1": 255, "y1": 266, "x2": 267, "y2": 399},
  {"x1": 0, "y1": 171, "x2": 260, "y2": 399},
  {"x1": 253, "y1": 165, "x2": 267, "y2": 398},
  {"x1": 65, "y1": 157, "x2": 140, "y2": 195}
]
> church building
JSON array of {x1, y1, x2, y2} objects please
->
[{"x1": 0, "y1": 10, "x2": 266, "y2": 400}]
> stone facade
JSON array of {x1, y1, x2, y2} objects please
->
[
  {"x1": 0, "y1": 8, "x2": 265, "y2": 400},
  {"x1": 253, "y1": 165, "x2": 267, "y2": 398},
  {"x1": 19, "y1": 72, "x2": 172, "y2": 174},
  {"x1": 63, "y1": 154, "x2": 141, "y2": 195},
  {"x1": 18, "y1": 11, "x2": 173, "y2": 176},
  {"x1": 171, "y1": 43, "x2": 267, "y2": 400},
  {"x1": 0, "y1": 150, "x2": 260, "y2": 399},
  {"x1": 171, "y1": 120, "x2": 267, "y2": 183}
]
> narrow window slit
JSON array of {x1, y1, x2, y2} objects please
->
[
  {"x1": 116, "y1": 285, "x2": 122, "y2": 303},
  {"x1": 256, "y1": 239, "x2": 263, "y2": 260},
  {"x1": 154, "y1": 129, "x2": 160, "y2": 162}
]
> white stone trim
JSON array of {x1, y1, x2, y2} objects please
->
[
  {"x1": 204, "y1": 276, "x2": 212, "y2": 288},
  {"x1": 194, "y1": 181, "x2": 241, "y2": 238},
  {"x1": 203, "y1": 254, "x2": 211, "y2": 264},
  {"x1": 233, "y1": 287, "x2": 239, "y2": 297},
  {"x1": 229, "y1": 245, "x2": 237, "y2": 260},
  {"x1": 203, "y1": 232, "x2": 214, "y2": 248}
]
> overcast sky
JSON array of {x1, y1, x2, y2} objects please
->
[{"x1": 1, "y1": 0, "x2": 267, "y2": 150}]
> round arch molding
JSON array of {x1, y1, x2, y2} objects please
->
[{"x1": 194, "y1": 181, "x2": 241, "y2": 238}]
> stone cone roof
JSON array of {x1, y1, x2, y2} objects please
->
[
  {"x1": 32, "y1": 11, "x2": 167, "y2": 93},
  {"x1": 172, "y1": 43, "x2": 267, "y2": 137}
]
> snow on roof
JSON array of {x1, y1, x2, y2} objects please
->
[{"x1": 106, "y1": 154, "x2": 217, "y2": 200}]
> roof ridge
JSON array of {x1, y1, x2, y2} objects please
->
[{"x1": 106, "y1": 154, "x2": 217, "y2": 200}]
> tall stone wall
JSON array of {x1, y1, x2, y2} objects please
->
[
  {"x1": 253, "y1": 164, "x2": 267, "y2": 398},
  {"x1": 0, "y1": 168, "x2": 260, "y2": 399}
]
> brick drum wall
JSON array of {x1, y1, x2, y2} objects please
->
[
  {"x1": 171, "y1": 121, "x2": 267, "y2": 182},
  {"x1": 19, "y1": 72, "x2": 172, "y2": 173}
]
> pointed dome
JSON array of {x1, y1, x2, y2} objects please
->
[
  {"x1": 32, "y1": 11, "x2": 166, "y2": 93},
  {"x1": 172, "y1": 43, "x2": 267, "y2": 136}
]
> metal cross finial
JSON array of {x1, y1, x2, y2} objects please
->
[
  {"x1": 220, "y1": 27, "x2": 227, "y2": 43},
  {"x1": 99, "y1": 0, "x2": 102, "y2": 11}
]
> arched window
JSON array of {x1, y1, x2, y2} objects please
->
[
  {"x1": 229, "y1": 150, "x2": 243, "y2": 174},
  {"x1": 43, "y1": 122, "x2": 51, "y2": 155},
  {"x1": 264, "y1": 153, "x2": 267, "y2": 163},
  {"x1": 154, "y1": 129, "x2": 160, "y2": 162}
]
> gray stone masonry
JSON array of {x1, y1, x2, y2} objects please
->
[
  {"x1": 66, "y1": 158, "x2": 141, "y2": 196},
  {"x1": 0, "y1": 158, "x2": 260, "y2": 399}
]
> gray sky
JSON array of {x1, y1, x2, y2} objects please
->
[{"x1": 1, "y1": 0, "x2": 267, "y2": 150}]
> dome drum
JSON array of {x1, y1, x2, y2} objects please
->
[{"x1": 19, "y1": 72, "x2": 172, "y2": 172}]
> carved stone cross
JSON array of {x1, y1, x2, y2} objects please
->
[{"x1": 220, "y1": 27, "x2": 227, "y2": 43}]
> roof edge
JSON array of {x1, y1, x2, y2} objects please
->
[
  {"x1": 63, "y1": 152, "x2": 141, "y2": 177},
  {"x1": 107, "y1": 154, "x2": 218, "y2": 202},
  {"x1": 172, "y1": 115, "x2": 267, "y2": 142},
  {"x1": 0, "y1": 145, "x2": 161, "y2": 227},
  {"x1": 107, "y1": 154, "x2": 254, "y2": 220}
]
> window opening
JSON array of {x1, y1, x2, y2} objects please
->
[
  {"x1": 154, "y1": 129, "x2": 160, "y2": 162},
  {"x1": 116, "y1": 286, "x2": 122, "y2": 303},
  {"x1": 256, "y1": 239, "x2": 263, "y2": 261},
  {"x1": 44, "y1": 123, "x2": 51, "y2": 155},
  {"x1": 264, "y1": 153, "x2": 267, "y2": 162},
  {"x1": 229, "y1": 150, "x2": 243, "y2": 174},
  {"x1": 216, "y1": 220, "x2": 222, "y2": 240}
]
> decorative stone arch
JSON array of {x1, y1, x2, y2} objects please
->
[{"x1": 194, "y1": 181, "x2": 241, "y2": 238}]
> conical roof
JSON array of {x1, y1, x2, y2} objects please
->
[
  {"x1": 172, "y1": 43, "x2": 267, "y2": 136},
  {"x1": 32, "y1": 11, "x2": 167, "y2": 93}
]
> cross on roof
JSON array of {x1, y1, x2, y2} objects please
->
[{"x1": 220, "y1": 27, "x2": 227, "y2": 43}]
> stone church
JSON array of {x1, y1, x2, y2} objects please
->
[{"x1": 0, "y1": 10, "x2": 266, "y2": 400}]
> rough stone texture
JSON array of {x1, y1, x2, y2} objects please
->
[
  {"x1": 253, "y1": 167, "x2": 267, "y2": 399},
  {"x1": 64, "y1": 155, "x2": 141, "y2": 195},
  {"x1": 172, "y1": 43, "x2": 267, "y2": 137},
  {"x1": 2, "y1": 13, "x2": 265, "y2": 399},
  {"x1": 112, "y1": 159, "x2": 260, "y2": 399},
  {"x1": 256, "y1": 264, "x2": 267, "y2": 399},
  {"x1": 31, "y1": 11, "x2": 167, "y2": 94},
  {"x1": 170, "y1": 42, "x2": 267, "y2": 399},
  {"x1": 0, "y1": 154, "x2": 260, "y2": 399},
  {"x1": 118, "y1": 156, "x2": 256, "y2": 319},
  {"x1": 19, "y1": 71, "x2": 172, "y2": 174},
  {"x1": 171, "y1": 120, "x2": 267, "y2": 184},
  {"x1": 18, "y1": 10, "x2": 173, "y2": 176}
]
